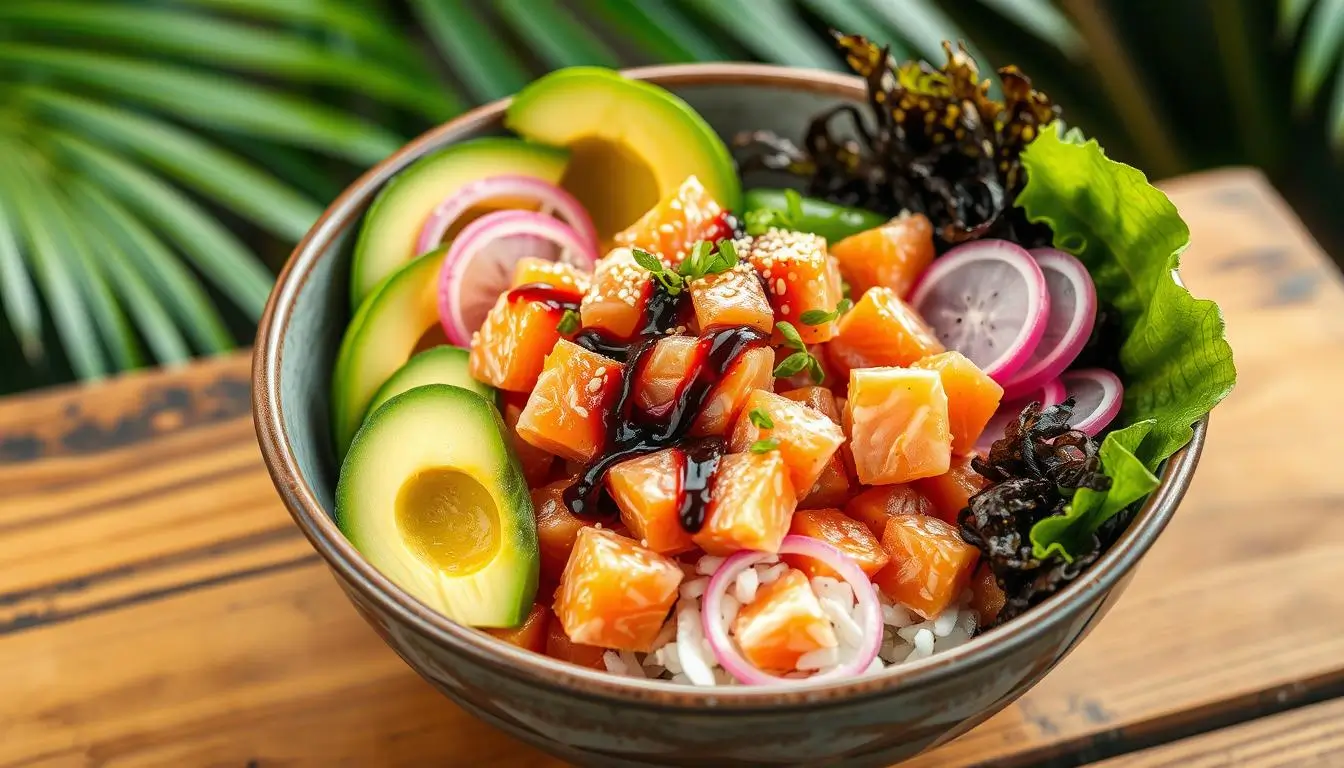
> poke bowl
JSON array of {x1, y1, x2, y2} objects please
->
[{"x1": 253, "y1": 37, "x2": 1232, "y2": 767}]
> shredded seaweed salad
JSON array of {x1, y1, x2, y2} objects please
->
[{"x1": 740, "y1": 33, "x2": 1236, "y2": 623}]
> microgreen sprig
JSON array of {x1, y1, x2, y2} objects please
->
[
  {"x1": 772, "y1": 320, "x2": 825, "y2": 384},
  {"x1": 799, "y1": 297, "x2": 854, "y2": 327},
  {"x1": 556, "y1": 308, "x2": 580, "y2": 335},
  {"x1": 744, "y1": 188, "x2": 804, "y2": 235},
  {"x1": 748, "y1": 407, "x2": 774, "y2": 429},
  {"x1": 750, "y1": 437, "x2": 780, "y2": 454},
  {"x1": 631, "y1": 239, "x2": 739, "y2": 296}
]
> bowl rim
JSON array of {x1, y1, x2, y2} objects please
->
[{"x1": 253, "y1": 61, "x2": 1207, "y2": 709}]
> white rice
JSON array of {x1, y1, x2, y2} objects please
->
[{"x1": 635, "y1": 553, "x2": 979, "y2": 686}]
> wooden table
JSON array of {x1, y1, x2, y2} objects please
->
[{"x1": 2, "y1": 169, "x2": 1341, "y2": 767}]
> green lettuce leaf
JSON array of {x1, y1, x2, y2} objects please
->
[{"x1": 1016, "y1": 123, "x2": 1236, "y2": 559}]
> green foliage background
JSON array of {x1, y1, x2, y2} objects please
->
[{"x1": 1, "y1": 0, "x2": 1339, "y2": 392}]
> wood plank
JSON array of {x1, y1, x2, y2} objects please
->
[
  {"x1": 0, "y1": 168, "x2": 1339, "y2": 767},
  {"x1": 1094, "y1": 698, "x2": 1344, "y2": 767},
  {"x1": 911, "y1": 168, "x2": 1344, "y2": 766}
]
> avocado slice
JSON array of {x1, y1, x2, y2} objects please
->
[
  {"x1": 350, "y1": 137, "x2": 569, "y2": 308},
  {"x1": 332, "y1": 247, "x2": 444, "y2": 456},
  {"x1": 505, "y1": 67, "x2": 740, "y2": 240},
  {"x1": 368, "y1": 346, "x2": 494, "y2": 420},
  {"x1": 337, "y1": 385, "x2": 538, "y2": 628}
]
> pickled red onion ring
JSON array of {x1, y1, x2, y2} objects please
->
[
  {"x1": 415, "y1": 174, "x2": 598, "y2": 257},
  {"x1": 701, "y1": 536, "x2": 882, "y2": 685}
]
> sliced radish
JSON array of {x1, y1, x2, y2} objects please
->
[
  {"x1": 909, "y1": 239, "x2": 1049, "y2": 382},
  {"x1": 437, "y1": 210, "x2": 598, "y2": 346},
  {"x1": 975, "y1": 378, "x2": 1067, "y2": 455},
  {"x1": 1000, "y1": 248, "x2": 1097, "y2": 400},
  {"x1": 1060, "y1": 368, "x2": 1123, "y2": 436},
  {"x1": 415, "y1": 174, "x2": 598, "y2": 257}
]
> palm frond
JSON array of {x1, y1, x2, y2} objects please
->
[
  {"x1": 797, "y1": 0, "x2": 912, "y2": 61},
  {"x1": 411, "y1": 0, "x2": 530, "y2": 102},
  {"x1": 973, "y1": 0, "x2": 1083, "y2": 57},
  {"x1": 1292, "y1": 0, "x2": 1344, "y2": 110},
  {"x1": 494, "y1": 0, "x2": 622, "y2": 68},
  {"x1": 681, "y1": 0, "x2": 838, "y2": 69},
  {"x1": 582, "y1": 0, "x2": 730, "y2": 63},
  {"x1": 0, "y1": 192, "x2": 44, "y2": 363}
]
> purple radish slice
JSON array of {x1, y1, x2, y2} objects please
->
[
  {"x1": 1000, "y1": 248, "x2": 1098, "y2": 400},
  {"x1": 437, "y1": 210, "x2": 598, "y2": 346},
  {"x1": 1060, "y1": 368, "x2": 1123, "y2": 436},
  {"x1": 909, "y1": 239, "x2": 1050, "y2": 383},
  {"x1": 974, "y1": 378, "x2": 1067, "y2": 456}
]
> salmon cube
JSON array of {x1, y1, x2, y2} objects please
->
[
  {"x1": 693, "y1": 451, "x2": 796, "y2": 555},
  {"x1": 747, "y1": 230, "x2": 844, "y2": 344},
  {"x1": 829, "y1": 212, "x2": 935, "y2": 298},
  {"x1": 845, "y1": 367, "x2": 952, "y2": 485},
  {"x1": 469, "y1": 292, "x2": 568, "y2": 392},
  {"x1": 554, "y1": 528, "x2": 683, "y2": 652},
  {"x1": 970, "y1": 563, "x2": 1006, "y2": 626},
  {"x1": 531, "y1": 477, "x2": 587, "y2": 584},
  {"x1": 778, "y1": 385, "x2": 841, "y2": 420},
  {"x1": 777, "y1": 385, "x2": 856, "y2": 507},
  {"x1": 728, "y1": 389, "x2": 845, "y2": 495},
  {"x1": 911, "y1": 351, "x2": 1003, "y2": 455},
  {"x1": 634, "y1": 335, "x2": 775, "y2": 437},
  {"x1": 913, "y1": 454, "x2": 989, "y2": 526},
  {"x1": 614, "y1": 175, "x2": 725, "y2": 268},
  {"x1": 501, "y1": 392, "x2": 555, "y2": 487},
  {"x1": 580, "y1": 248, "x2": 654, "y2": 339},
  {"x1": 844, "y1": 484, "x2": 936, "y2": 538},
  {"x1": 486, "y1": 602, "x2": 550, "y2": 652},
  {"x1": 544, "y1": 616, "x2": 607, "y2": 669},
  {"x1": 512, "y1": 256, "x2": 590, "y2": 296},
  {"x1": 733, "y1": 569, "x2": 837, "y2": 673},
  {"x1": 872, "y1": 514, "x2": 979, "y2": 619},
  {"x1": 689, "y1": 260, "x2": 773, "y2": 334},
  {"x1": 782, "y1": 508, "x2": 889, "y2": 579},
  {"x1": 516, "y1": 340, "x2": 622, "y2": 463},
  {"x1": 605, "y1": 449, "x2": 696, "y2": 555},
  {"x1": 826, "y1": 288, "x2": 944, "y2": 378}
]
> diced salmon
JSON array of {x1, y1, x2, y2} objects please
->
[
  {"x1": 511, "y1": 256, "x2": 591, "y2": 296},
  {"x1": 689, "y1": 260, "x2": 773, "y2": 334},
  {"x1": 486, "y1": 602, "x2": 550, "y2": 652},
  {"x1": 844, "y1": 484, "x2": 936, "y2": 538},
  {"x1": 911, "y1": 351, "x2": 1003, "y2": 455},
  {"x1": 872, "y1": 514, "x2": 979, "y2": 619},
  {"x1": 516, "y1": 340, "x2": 622, "y2": 463},
  {"x1": 826, "y1": 287, "x2": 944, "y2": 378},
  {"x1": 544, "y1": 617, "x2": 607, "y2": 669},
  {"x1": 605, "y1": 448, "x2": 696, "y2": 555},
  {"x1": 554, "y1": 528, "x2": 683, "y2": 652},
  {"x1": 614, "y1": 175, "x2": 725, "y2": 268},
  {"x1": 469, "y1": 292, "x2": 568, "y2": 392},
  {"x1": 693, "y1": 451, "x2": 796, "y2": 555},
  {"x1": 845, "y1": 367, "x2": 952, "y2": 485},
  {"x1": 829, "y1": 212, "x2": 935, "y2": 298},
  {"x1": 579, "y1": 248, "x2": 653, "y2": 340},
  {"x1": 634, "y1": 335, "x2": 775, "y2": 437},
  {"x1": 531, "y1": 477, "x2": 588, "y2": 584},
  {"x1": 746, "y1": 230, "x2": 844, "y2": 344},
  {"x1": 733, "y1": 569, "x2": 837, "y2": 673},
  {"x1": 727, "y1": 389, "x2": 845, "y2": 496},
  {"x1": 778, "y1": 385, "x2": 842, "y2": 421},
  {"x1": 913, "y1": 454, "x2": 989, "y2": 526},
  {"x1": 782, "y1": 508, "x2": 889, "y2": 579},
  {"x1": 501, "y1": 393, "x2": 555, "y2": 487},
  {"x1": 777, "y1": 385, "x2": 856, "y2": 508},
  {"x1": 970, "y1": 563, "x2": 1006, "y2": 626}
]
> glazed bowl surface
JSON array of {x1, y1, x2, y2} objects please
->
[{"x1": 252, "y1": 63, "x2": 1206, "y2": 767}]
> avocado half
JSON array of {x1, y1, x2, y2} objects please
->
[
  {"x1": 349, "y1": 137, "x2": 569, "y2": 308},
  {"x1": 367, "y1": 345, "x2": 494, "y2": 419},
  {"x1": 505, "y1": 67, "x2": 740, "y2": 240},
  {"x1": 337, "y1": 384, "x2": 538, "y2": 628},
  {"x1": 332, "y1": 247, "x2": 444, "y2": 456}
]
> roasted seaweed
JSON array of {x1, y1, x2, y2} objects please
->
[
  {"x1": 959, "y1": 399, "x2": 1111, "y2": 625},
  {"x1": 735, "y1": 33, "x2": 1059, "y2": 250}
]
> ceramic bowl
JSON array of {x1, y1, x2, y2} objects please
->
[{"x1": 253, "y1": 63, "x2": 1206, "y2": 767}]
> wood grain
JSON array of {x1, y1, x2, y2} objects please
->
[
  {"x1": 0, "y1": 168, "x2": 1340, "y2": 767},
  {"x1": 1094, "y1": 698, "x2": 1344, "y2": 767}
]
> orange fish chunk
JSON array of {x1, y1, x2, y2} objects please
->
[
  {"x1": 844, "y1": 483, "x2": 936, "y2": 538},
  {"x1": 693, "y1": 451, "x2": 796, "y2": 555},
  {"x1": 845, "y1": 367, "x2": 952, "y2": 485},
  {"x1": 829, "y1": 212, "x2": 935, "y2": 298},
  {"x1": 913, "y1": 454, "x2": 989, "y2": 526},
  {"x1": 728, "y1": 389, "x2": 845, "y2": 496},
  {"x1": 746, "y1": 230, "x2": 844, "y2": 344},
  {"x1": 782, "y1": 507, "x2": 890, "y2": 580},
  {"x1": 516, "y1": 339, "x2": 622, "y2": 463},
  {"x1": 733, "y1": 569, "x2": 837, "y2": 673},
  {"x1": 911, "y1": 351, "x2": 1003, "y2": 456},
  {"x1": 826, "y1": 287, "x2": 943, "y2": 378},
  {"x1": 606, "y1": 448, "x2": 697, "y2": 556},
  {"x1": 485, "y1": 602, "x2": 550, "y2": 653},
  {"x1": 872, "y1": 514, "x2": 979, "y2": 619},
  {"x1": 554, "y1": 528, "x2": 683, "y2": 652}
]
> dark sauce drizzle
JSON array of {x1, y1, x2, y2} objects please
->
[
  {"x1": 505, "y1": 282, "x2": 581, "y2": 313},
  {"x1": 560, "y1": 280, "x2": 767, "y2": 532}
]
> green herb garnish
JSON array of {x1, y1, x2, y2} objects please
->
[
  {"x1": 556, "y1": 309, "x2": 580, "y2": 335},
  {"x1": 632, "y1": 241, "x2": 738, "y2": 296},
  {"x1": 744, "y1": 188, "x2": 804, "y2": 235},
  {"x1": 772, "y1": 321, "x2": 825, "y2": 384},
  {"x1": 799, "y1": 297, "x2": 854, "y2": 326},
  {"x1": 748, "y1": 408, "x2": 774, "y2": 429},
  {"x1": 750, "y1": 437, "x2": 781, "y2": 454}
]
